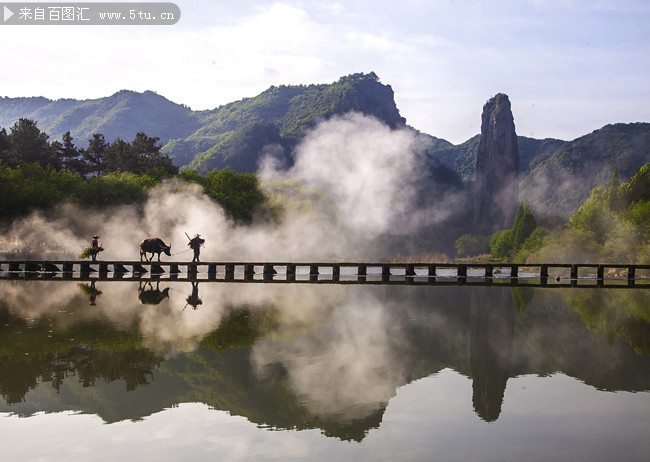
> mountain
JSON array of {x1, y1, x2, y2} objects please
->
[
  {"x1": 0, "y1": 90, "x2": 200, "y2": 146},
  {"x1": 430, "y1": 123, "x2": 650, "y2": 218},
  {"x1": 167, "y1": 72, "x2": 407, "y2": 172},
  {"x1": 0, "y1": 72, "x2": 406, "y2": 174},
  {"x1": 520, "y1": 123, "x2": 650, "y2": 217},
  {"x1": 2, "y1": 75, "x2": 649, "y2": 219}
]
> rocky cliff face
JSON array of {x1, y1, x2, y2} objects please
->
[{"x1": 473, "y1": 94, "x2": 519, "y2": 234}]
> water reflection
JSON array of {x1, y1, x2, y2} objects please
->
[
  {"x1": 183, "y1": 281, "x2": 203, "y2": 310},
  {"x1": 0, "y1": 280, "x2": 649, "y2": 441},
  {"x1": 137, "y1": 281, "x2": 170, "y2": 305}
]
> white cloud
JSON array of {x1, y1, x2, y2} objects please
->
[{"x1": 1, "y1": 0, "x2": 648, "y2": 143}]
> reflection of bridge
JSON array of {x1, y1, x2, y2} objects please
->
[{"x1": 1, "y1": 260, "x2": 649, "y2": 288}]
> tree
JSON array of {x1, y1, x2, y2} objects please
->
[
  {"x1": 605, "y1": 171, "x2": 624, "y2": 212},
  {"x1": 455, "y1": 234, "x2": 489, "y2": 257},
  {"x1": 130, "y1": 132, "x2": 178, "y2": 175},
  {"x1": 6, "y1": 118, "x2": 55, "y2": 167},
  {"x1": 511, "y1": 203, "x2": 537, "y2": 249},
  {"x1": 0, "y1": 128, "x2": 10, "y2": 164},
  {"x1": 83, "y1": 133, "x2": 108, "y2": 176},
  {"x1": 203, "y1": 169, "x2": 266, "y2": 222},
  {"x1": 58, "y1": 131, "x2": 85, "y2": 174}
]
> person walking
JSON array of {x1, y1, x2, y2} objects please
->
[
  {"x1": 91, "y1": 235, "x2": 100, "y2": 261},
  {"x1": 188, "y1": 234, "x2": 205, "y2": 262}
]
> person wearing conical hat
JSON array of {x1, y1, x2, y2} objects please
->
[
  {"x1": 91, "y1": 235, "x2": 100, "y2": 261},
  {"x1": 188, "y1": 234, "x2": 205, "y2": 262}
]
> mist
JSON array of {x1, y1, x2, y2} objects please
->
[{"x1": 2, "y1": 112, "x2": 465, "y2": 262}]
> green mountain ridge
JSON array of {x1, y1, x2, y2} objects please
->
[{"x1": 2, "y1": 74, "x2": 649, "y2": 217}]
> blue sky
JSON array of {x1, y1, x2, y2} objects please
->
[{"x1": 1, "y1": 0, "x2": 649, "y2": 143}]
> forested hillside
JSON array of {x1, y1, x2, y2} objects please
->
[
  {"x1": 0, "y1": 73, "x2": 406, "y2": 174},
  {"x1": 2, "y1": 74, "x2": 649, "y2": 221}
]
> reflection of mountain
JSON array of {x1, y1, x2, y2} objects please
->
[
  {"x1": 1, "y1": 284, "x2": 649, "y2": 441},
  {"x1": 470, "y1": 289, "x2": 515, "y2": 422}
]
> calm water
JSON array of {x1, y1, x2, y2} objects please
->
[{"x1": 1, "y1": 278, "x2": 649, "y2": 461}]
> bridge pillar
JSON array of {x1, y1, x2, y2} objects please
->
[
  {"x1": 382, "y1": 265, "x2": 391, "y2": 283},
  {"x1": 151, "y1": 263, "x2": 165, "y2": 275},
  {"x1": 571, "y1": 265, "x2": 578, "y2": 287},
  {"x1": 628, "y1": 265, "x2": 635, "y2": 287},
  {"x1": 286, "y1": 264, "x2": 296, "y2": 281},
  {"x1": 427, "y1": 264, "x2": 436, "y2": 278},
  {"x1": 457, "y1": 264, "x2": 467, "y2": 284},
  {"x1": 332, "y1": 264, "x2": 340, "y2": 281},
  {"x1": 510, "y1": 265, "x2": 518, "y2": 279},
  {"x1": 358, "y1": 264, "x2": 367, "y2": 276},
  {"x1": 244, "y1": 264, "x2": 255, "y2": 281},
  {"x1": 225, "y1": 264, "x2": 235, "y2": 281},
  {"x1": 406, "y1": 264, "x2": 416, "y2": 277},
  {"x1": 540, "y1": 265, "x2": 549, "y2": 286},
  {"x1": 133, "y1": 263, "x2": 148, "y2": 273}
]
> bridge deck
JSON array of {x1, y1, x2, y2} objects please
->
[{"x1": 1, "y1": 260, "x2": 649, "y2": 288}]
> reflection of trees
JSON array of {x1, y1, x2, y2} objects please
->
[
  {"x1": 564, "y1": 289, "x2": 650, "y2": 355},
  {"x1": 0, "y1": 310, "x2": 162, "y2": 404},
  {"x1": 2, "y1": 284, "x2": 650, "y2": 439},
  {"x1": 470, "y1": 289, "x2": 515, "y2": 422}
]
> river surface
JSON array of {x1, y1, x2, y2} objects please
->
[{"x1": 1, "y1": 278, "x2": 649, "y2": 461}]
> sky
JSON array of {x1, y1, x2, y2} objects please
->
[{"x1": 1, "y1": 0, "x2": 649, "y2": 144}]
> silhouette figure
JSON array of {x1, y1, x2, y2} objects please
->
[
  {"x1": 137, "y1": 281, "x2": 170, "y2": 305},
  {"x1": 184, "y1": 281, "x2": 203, "y2": 310}
]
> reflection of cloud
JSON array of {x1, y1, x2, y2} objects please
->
[
  {"x1": 251, "y1": 289, "x2": 410, "y2": 421},
  {"x1": 0, "y1": 280, "x2": 346, "y2": 356}
]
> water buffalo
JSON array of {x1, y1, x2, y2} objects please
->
[
  {"x1": 138, "y1": 281, "x2": 170, "y2": 305},
  {"x1": 139, "y1": 237, "x2": 172, "y2": 262}
]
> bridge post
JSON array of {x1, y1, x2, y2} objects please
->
[
  {"x1": 382, "y1": 264, "x2": 391, "y2": 283},
  {"x1": 484, "y1": 264, "x2": 493, "y2": 280},
  {"x1": 332, "y1": 264, "x2": 340, "y2": 281},
  {"x1": 113, "y1": 263, "x2": 128, "y2": 273},
  {"x1": 133, "y1": 263, "x2": 148, "y2": 274},
  {"x1": 540, "y1": 265, "x2": 549, "y2": 286},
  {"x1": 9, "y1": 262, "x2": 20, "y2": 272},
  {"x1": 263, "y1": 264, "x2": 276, "y2": 282},
  {"x1": 427, "y1": 264, "x2": 436, "y2": 278},
  {"x1": 244, "y1": 264, "x2": 255, "y2": 281},
  {"x1": 170, "y1": 263, "x2": 180, "y2": 274},
  {"x1": 457, "y1": 264, "x2": 467, "y2": 283},
  {"x1": 188, "y1": 263, "x2": 198, "y2": 277},
  {"x1": 80, "y1": 261, "x2": 94, "y2": 274},
  {"x1": 628, "y1": 265, "x2": 635, "y2": 287},
  {"x1": 225, "y1": 264, "x2": 235, "y2": 281},
  {"x1": 510, "y1": 265, "x2": 519, "y2": 279},
  {"x1": 358, "y1": 264, "x2": 367, "y2": 276},
  {"x1": 286, "y1": 264, "x2": 296, "y2": 281},
  {"x1": 571, "y1": 265, "x2": 578, "y2": 287},
  {"x1": 406, "y1": 264, "x2": 416, "y2": 277},
  {"x1": 309, "y1": 264, "x2": 319, "y2": 282},
  {"x1": 597, "y1": 265, "x2": 605, "y2": 287}
]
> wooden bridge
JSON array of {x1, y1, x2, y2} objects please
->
[{"x1": 1, "y1": 260, "x2": 649, "y2": 288}]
